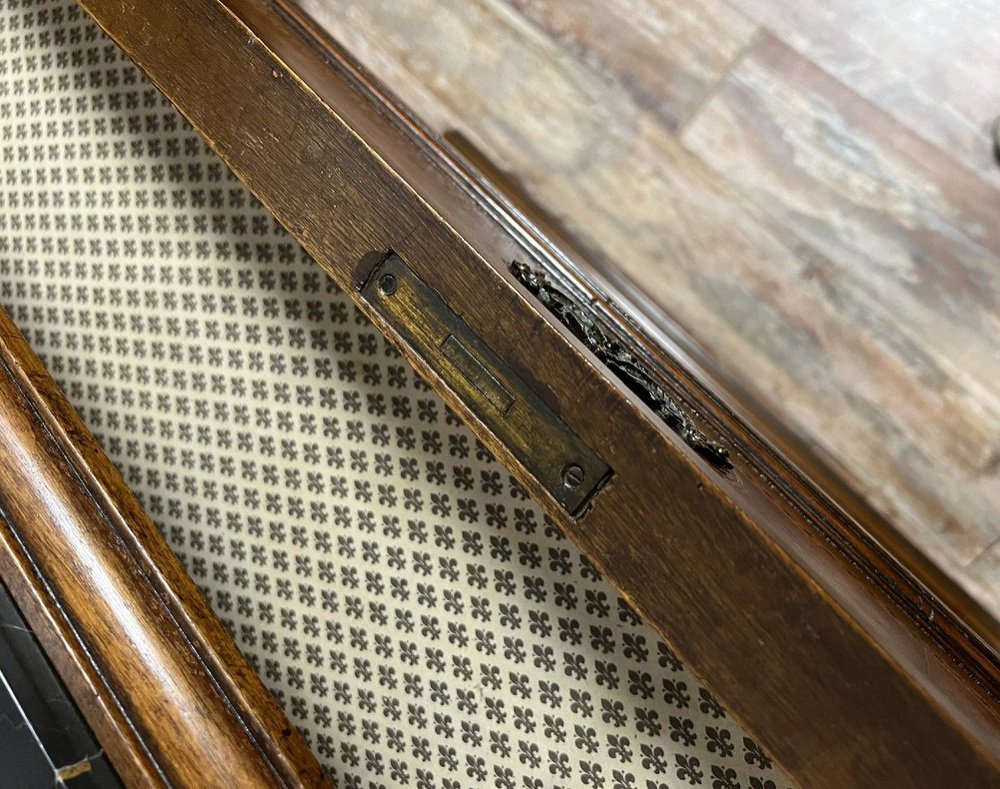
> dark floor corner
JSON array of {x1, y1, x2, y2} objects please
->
[{"x1": 0, "y1": 579, "x2": 120, "y2": 788}]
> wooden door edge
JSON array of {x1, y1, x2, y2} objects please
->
[{"x1": 240, "y1": 0, "x2": 1000, "y2": 679}]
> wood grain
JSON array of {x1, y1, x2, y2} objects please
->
[
  {"x1": 297, "y1": 0, "x2": 1000, "y2": 626},
  {"x1": 0, "y1": 306, "x2": 328, "y2": 786},
  {"x1": 681, "y1": 32, "x2": 1000, "y2": 616},
  {"x1": 727, "y1": 0, "x2": 1000, "y2": 186},
  {"x1": 73, "y1": 0, "x2": 1000, "y2": 783},
  {"x1": 500, "y1": 0, "x2": 756, "y2": 131}
]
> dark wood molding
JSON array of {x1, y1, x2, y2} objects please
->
[
  {"x1": 0, "y1": 306, "x2": 328, "y2": 786},
  {"x1": 232, "y1": 0, "x2": 1000, "y2": 676},
  {"x1": 45, "y1": 0, "x2": 1000, "y2": 784}
]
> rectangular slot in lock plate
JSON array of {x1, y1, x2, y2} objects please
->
[{"x1": 360, "y1": 253, "x2": 611, "y2": 515}]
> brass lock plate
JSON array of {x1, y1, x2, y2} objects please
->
[{"x1": 360, "y1": 253, "x2": 611, "y2": 515}]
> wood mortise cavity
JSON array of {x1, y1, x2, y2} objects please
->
[{"x1": 510, "y1": 260, "x2": 732, "y2": 471}]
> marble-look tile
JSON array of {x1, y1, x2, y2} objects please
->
[
  {"x1": 0, "y1": 582, "x2": 120, "y2": 787},
  {"x1": 728, "y1": 0, "x2": 1000, "y2": 186},
  {"x1": 0, "y1": 672, "x2": 53, "y2": 788}
]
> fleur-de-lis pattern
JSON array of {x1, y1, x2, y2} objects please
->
[{"x1": 0, "y1": 1, "x2": 791, "y2": 786}]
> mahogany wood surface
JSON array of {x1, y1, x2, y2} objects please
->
[
  {"x1": 298, "y1": 0, "x2": 1000, "y2": 624},
  {"x1": 0, "y1": 307, "x2": 328, "y2": 785},
  {"x1": 70, "y1": 0, "x2": 1000, "y2": 785}
]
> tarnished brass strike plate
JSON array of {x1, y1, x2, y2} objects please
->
[{"x1": 361, "y1": 253, "x2": 611, "y2": 515}]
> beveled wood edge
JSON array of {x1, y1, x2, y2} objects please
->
[
  {"x1": 0, "y1": 308, "x2": 329, "y2": 786},
  {"x1": 71, "y1": 0, "x2": 1000, "y2": 784}
]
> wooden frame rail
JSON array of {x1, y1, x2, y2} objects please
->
[{"x1": 0, "y1": 309, "x2": 328, "y2": 785}]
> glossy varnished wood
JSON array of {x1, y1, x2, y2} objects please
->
[
  {"x1": 73, "y1": 0, "x2": 1000, "y2": 784},
  {"x1": 0, "y1": 306, "x2": 327, "y2": 785}
]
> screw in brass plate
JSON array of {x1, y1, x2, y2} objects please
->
[
  {"x1": 561, "y1": 463, "x2": 585, "y2": 489},
  {"x1": 378, "y1": 273, "x2": 398, "y2": 296}
]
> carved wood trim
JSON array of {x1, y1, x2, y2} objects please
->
[{"x1": 0, "y1": 307, "x2": 328, "y2": 786}]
